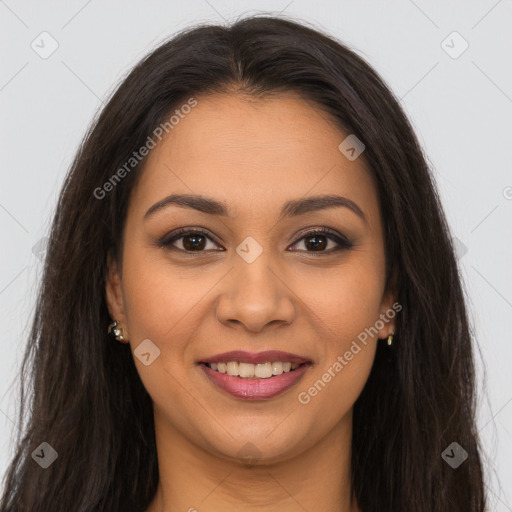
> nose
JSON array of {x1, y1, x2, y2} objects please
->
[{"x1": 215, "y1": 252, "x2": 296, "y2": 333}]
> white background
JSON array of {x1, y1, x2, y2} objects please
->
[{"x1": 1, "y1": 0, "x2": 511, "y2": 509}]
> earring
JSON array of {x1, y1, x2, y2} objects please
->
[
  {"x1": 108, "y1": 320, "x2": 129, "y2": 344},
  {"x1": 386, "y1": 333, "x2": 394, "y2": 346}
]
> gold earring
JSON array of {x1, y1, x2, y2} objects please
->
[
  {"x1": 108, "y1": 320, "x2": 129, "y2": 344},
  {"x1": 386, "y1": 333, "x2": 394, "y2": 346}
]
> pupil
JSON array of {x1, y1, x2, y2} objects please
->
[
  {"x1": 184, "y1": 234, "x2": 206, "y2": 251},
  {"x1": 305, "y1": 235, "x2": 326, "y2": 251}
]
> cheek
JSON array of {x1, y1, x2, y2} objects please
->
[
  {"x1": 297, "y1": 341, "x2": 377, "y2": 431},
  {"x1": 304, "y1": 258, "x2": 385, "y2": 341},
  {"x1": 121, "y1": 245, "x2": 209, "y2": 346},
  {"x1": 294, "y1": 259, "x2": 382, "y2": 413},
  {"x1": 119, "y1": 246, "x2": 205, "y2": 413}
]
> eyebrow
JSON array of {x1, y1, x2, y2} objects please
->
[{"x1": 144, "y1": 193, "x2": 367, "y2": 224}]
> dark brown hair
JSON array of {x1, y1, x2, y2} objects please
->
[{"x1": 0, "y1": 14, "x2": 486, "y2": 511}]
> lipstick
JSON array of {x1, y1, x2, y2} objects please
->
[{"x1": 198, "y1": 350, "x2": 312, "y2": 400}]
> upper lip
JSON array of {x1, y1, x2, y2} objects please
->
[{"x1": 199, "y1": 350, "x2": 311, "y2": 365}]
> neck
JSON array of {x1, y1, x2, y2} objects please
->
[{"x1": 146, "y1": 407, "x2": 360, "y2": 512}]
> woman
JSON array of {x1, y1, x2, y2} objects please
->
[{"x1": 0, "y1": 14, "x2": 486, "y2": 512}]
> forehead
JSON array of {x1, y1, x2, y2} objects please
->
[{"x1": 129, "y1": 92, "x2": 380, "y2": 226}]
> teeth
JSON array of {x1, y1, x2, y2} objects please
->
[
  {"x1": 207, "y1": 361, "x2": 302, "y2": 378},
  {"x1": 272, "y1": 361, "x2": 283, "y2": 375},
  {"x1": 239, "y1": 362, "x2": 255, "y2": 378},
  {"x1": 254, "y1": 362, "x2": 272, "y2": 379},
  {"x1": 226, "y1": 361, "x2": 238, "y2": 376}
]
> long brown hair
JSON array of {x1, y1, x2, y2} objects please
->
[{"x1": 0, "y1": 14, "x2": 486, "y2": 511}]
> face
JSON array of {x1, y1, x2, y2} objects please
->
[{"x1": 106, "y1": 91, "x2": 397, "y2": 464}]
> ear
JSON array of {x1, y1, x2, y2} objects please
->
[
  {"x1": 105, "y1": 252, "x2": 128, "y2": 335},
  {"x1": 377, "y1": 267, "x2": 399, "y2": 339}
]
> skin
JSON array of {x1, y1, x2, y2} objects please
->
[{"x1": 106, "y1": 91, "x2": 397, "y2": 512}]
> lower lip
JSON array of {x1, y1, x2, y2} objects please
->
[{"x1": 200, "y1": 363, "x2": 311, "y2": 400}]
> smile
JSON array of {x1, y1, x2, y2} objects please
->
[
  {"x1": 198, "y1": 350, "x2": 312, "y2": 400},
  {"x1": 199, "y1": 361, "x2": 311, "y2": 400},
  {"x1": 206, "y1": 361, "x2": 300, "y2": 379}
]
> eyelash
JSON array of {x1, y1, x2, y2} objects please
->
[{"x1": 157, "y1": 227, "x2": 354, "y2": 255}]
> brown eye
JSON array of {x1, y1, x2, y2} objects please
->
[
  {"x1": 158, "y1": 227, "x2": 353, "y2": 255},
  {"x1": 303, "y1": 234, "x2": 329, "y2": 251},
  {"x1": 158, "y1": 229, "x2": 223, "y2": 253},
  {"x1": 288, "y1": 229, "x2": 353, "y2": 254},
  {"x1": 180, "y1": 233, "x2": 207, "y2": 251}
]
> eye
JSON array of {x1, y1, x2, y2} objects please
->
[
  {"x1": 288, "y1": 228, "x2": 354, "y2": 254},
  {"x1": 158, "y1": 228, "x2": 223, "y2": 252},
  {"x1": 157, "y1": 227, "x2": 353, "y2": 254}
]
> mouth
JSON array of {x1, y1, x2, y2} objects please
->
[
  {"x1": 204, "y1": 360, "x2": 303, "y2": 378},
  {"x1": 198, "y1": 350, "x2": 312, "y2": 400}
]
